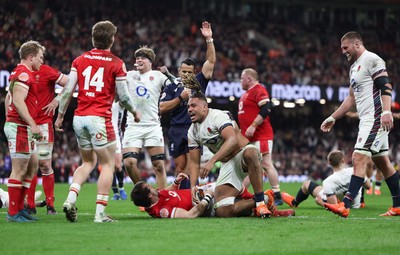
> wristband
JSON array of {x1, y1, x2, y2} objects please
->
[
  {"x1": 178, "y1": 95, "x2": 184, "y2": 102},
  {"x1": 251, "y1": 121, "x2": 258, "y2": 127},
  {"x1": 202, "y1": 194, "x2": 212, "y2": 205},
  {"x1": 173, "y1": 180, "x2": 181, "y2": 186},
  {"x1": 382, "y1": 110, "x2": 392, "y2": 116},
  {"x1": 325, "y1": 116, "x2": 336, "y2": 123},
  {"x1": 206, "y1": 38, "x2": 214, "y2": 43}
]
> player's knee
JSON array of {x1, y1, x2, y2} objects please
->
[
  {"x1": 123, "y1": 152, "x2": 139, "y2": 168},
  {"x1": 307, "y1": 181, "x2": 319, "y2": 195}
]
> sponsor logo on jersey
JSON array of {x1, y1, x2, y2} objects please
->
[
  {"x1": 96, "y1": 133, "x2": 103, "y2": 140},
  {"x1": 357, "y1": 65, "x2": 361, "y2": 72},
  {"x1": 150, "y1": 76, "x2": 154, "y2": 81},
  {"x1": 207, "y1": 127, "x2": 212, "y2": 133}
]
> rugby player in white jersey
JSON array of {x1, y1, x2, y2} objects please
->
[
  {"x1": 281, "y1": 150, "x2": 371, "y2": 209},
  {"x1": 122, "y1": 46, "x2": 169, "y2": 189},
  {"x1": 321, "y1": 31, "x2": 400, "y2": 217},
  {"x1": 187, "y1": 92, "x2": 271, "y2": 218}
]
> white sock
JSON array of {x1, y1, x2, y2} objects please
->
[{"x1": 66, "y1": 183, "x2": 81, "y2": 204}]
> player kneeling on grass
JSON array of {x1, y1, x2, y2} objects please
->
[
  {"x1": 281, "y1": 150, "x2": 371, "y2": 209},
  {"x1": 131, "y1": 173, "x2": 295, "y2": 218}
]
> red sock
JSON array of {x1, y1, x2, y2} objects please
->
[
  {"x1": 26, "y1": 175, "x2": 38, "y2": 209},
  {"x1": 42, "y1": 172, "x2": 55, "y2": 207},
  {"x1": 7, "y1": 179, "x2": 23, "y2": 216},
  {"x1": 238, "y1": 187, "x2": 254, "y2": 200},
  {"x1": 19, "y1": 179, "x2": 32, "y2": 211}
]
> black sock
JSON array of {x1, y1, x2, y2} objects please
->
[
  {"x1": 116, "y1": 170, "x2": 125, "y2": 189},
  {"x1": 375, "y1": 181, "x2": 382, "y2": 187},
  {"x1": 254, "y1": 192, "x2": 264, "y2": 203},
  {"x1": 385, "y1": 172, "x2": 400, "y2": 207},
  {"x1": 343, "y1": 175, "x2": 364, "y2": 208},
  {"x1": 112, "y1": 175, "x2": 118, "y2": 194},
  {"x1": 360, "y1": 188, "x2": 365, "y2": 203},
  {"x1": 294, "y1": 189, "x2": 309, "y2": 206},
  {"x1": 274, "y1": 191, "x2": 282, "y2": 200}
]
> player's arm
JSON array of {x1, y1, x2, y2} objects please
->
[
  {"x1": 159, "y1": 87, "x2": 191, "y2": 114},
  {"x1": 115, "y1": 79, "x2": 141, "y2": 122},
  {"x1": 188, "y1": 147, "x2": 201, "y2": 189},
  {"x1": 245, "y1": 99, "x2": 271, "y2": 138},
  {"x1": 55, "y1": 70, "x2": 78, "y2": 132},
  {"x1": 374, "y1": 72, "x2": 393, "y2": 131},
  {"x1": 43, "y1": 73, "x2": 69, "y2": 115},
  {"x1": 4, "y1": 91, "x2": 11, "y2": 116},
  {"x1": 159, "y1": 94, "x2": 182, "y2": 113},
  {"x1": 321, "y1": 87, "x2": 355, "y2": 132},
  {"x1": 200, "y1": 21, "x2": 216, "y2": 79},
  {"x1": 158, "y1": 65, "x2": 176, "y2": 85},
  {"x1": 173, "y1": 195, "x2": 212, "y2": 218},
  {"x1": 12, "y1": 85, "x2": 38, "y2": 128}
]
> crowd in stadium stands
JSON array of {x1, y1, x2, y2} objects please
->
[{"x1": 1, "y1": 0, "x2": 400, "y2": 183}]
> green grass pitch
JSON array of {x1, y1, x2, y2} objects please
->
[{"x1": 0, "y1": 182, "x2": 399, "y2": 255}]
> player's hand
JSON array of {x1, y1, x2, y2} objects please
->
[
  {"x1": 175, "y1": 173, "x2": 188, "y2": 183},
  {"x1": 158, "y1": 65, "x2": 169, "y2": 74},
  {"x1": 245, "y1": 126, "x2": 256, "y2": 138},
  {"x1": 200, "y1": 21, "x2": 212, "y2": 39},
  {"x1": 42, "y1": 98, "x2": 59, "y2": 116},
  {"x1": 54, "y1": 116, "x2": 64, "y2": 132},
  {"x1": 30, "y1": 124, "x2": 44, "y2": 142},
  {"x1": 133, "y1": 111, "x2": 142, "y2": 123},
  {"x1": 381, "y1": 111, "x2": 394, "y2": 131},
  {"x1": 180, "y1": 88, "x2": 191, "y2": 101},
  {"x1": 199, "y1": 160, "x2": 214, "y2": 179},
  {"x1": 320, "y1": 116, "x2": 336, "y2": 132},
  {"x1": 191, "y1": 186, "x2": 200, "y2": 204}
]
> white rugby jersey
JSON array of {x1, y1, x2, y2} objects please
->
[
  {"x1": 349, "y1": 50, "x2": 386, "y2": 121},
  {"x1": 188, "y1": 109, "x2": 234, "y2": 154},
  {"x1": 126, "y1": 70, "x2": 166, "y2": 126},
  {"x1": 111, "y1": 101, "x2": 124, "y2": 138}
]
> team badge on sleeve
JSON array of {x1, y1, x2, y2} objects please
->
[{"x1": 18, "y1": 72, "x2": 29, "y2": 82}]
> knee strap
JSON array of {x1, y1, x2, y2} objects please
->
[
  {"x1": 213, "y1": 197, "x2": 235, "y2": 209},
  {"x1": 123, "y1": 152, "x2": 139, "y2": 160},
  {"x1": 151, "y1": 154, "x2": 165, "y2": 161},
  {"x1": 308, "y1": 181, "x2": 319, "y2": 195}
]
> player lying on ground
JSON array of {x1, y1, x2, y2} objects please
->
[{"x1": 131, "y1": 173, "x2": 295, "y2": 218}]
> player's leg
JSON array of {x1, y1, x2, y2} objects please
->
[
  {"x1": 214, "y1": 184, "x2": 253, "y2": 217},
  {"x1": 37, "y1": 123, "x2": 57, "y2": 213},
  {"x1": 147, "y1": 146, "x2": 167, "y2": 189},
  {"x1": 374, "y1": 170, "x2": 384, "y2": 195},
  {"x1": 4, "y1": 122, "x2": 37, "y2": 222},
  {"x1": 241, "y1": 145, "x2": 270, "y2": 218},
  {"x1": 123, "y1": 148, "x2": 141, "y2": 184},
  {"x1": 25, "y1": 174, "x2": 38, "y2": 213},
  {"x1": 261, "y1": 149, "x2": 282, "y2": 205},
  {"x1": 372, "y1": 155, "x2": 400, "y2": 216},
  {"x1": 365, "y1": 159, "x2": 374, "y2": 195},
  {"x1": 111, "y1": 152, "x2": 122, "y2": 200},
  {"x1": 168, "y1": 127, "x2": 190, "y2": 189},
  {"x1": 94, "y1": 143, "x2": 117, "y2": 222}
]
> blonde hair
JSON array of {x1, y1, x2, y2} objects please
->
[{"x1": 18, "y1": 40, "x2": 45, "y2": 60}]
